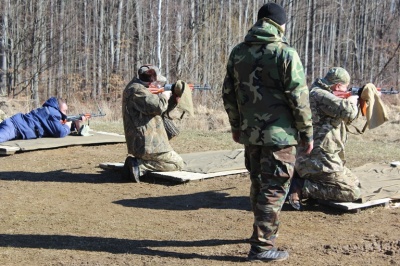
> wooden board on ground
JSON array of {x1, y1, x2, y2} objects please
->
[
  {"x1": 0, "y1": 131, "x2": 125, "y2": 155},
  {"x1": 318, "y1": 198, "x2": 393, "y2": 212},
  {"x1": 99, "y1": 149, "x2": 247, "y2": 183},
  {"x1": 150, "y1": 169, "x2": 248, "y2": 182},
  {"x1": 99, "y1": 162, "x2": 248, "y2": 183}
]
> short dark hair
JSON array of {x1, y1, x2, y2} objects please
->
[{"x1": 138, "y1": 68, "x2": 157, "y2": 83}]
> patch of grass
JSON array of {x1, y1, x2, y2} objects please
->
[
  {"x1": 171, "y1": 130, "x2": 242, "y2": 154},
  {"x1": 346, "y1": 138, "x2": 400, "y2": 168},
  {"x1": 89, "y1": 120, "x2": 124, "y2": 134}
]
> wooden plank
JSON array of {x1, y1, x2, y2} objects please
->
[
  {"x1": 99, "y1": 162, "x2": 248, "y2": 183},
  {"x1": 149, "y1": 169, "x2": 248, "y2": 183},
  {"x1": 99, "y1": 162, "x2": 124, "y2": 170},
  {"x1": 318, "y1": 198, "x2": 391, "y2": 211},
  {"x1": 0, "y1": 131, "x2": 125, "y2": 155},
  {"x1": 0, "y1": 146, "x2": 19, "y2": 155}
]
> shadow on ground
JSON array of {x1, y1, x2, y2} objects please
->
[
  {"x1": 0, "y1": 234, "x2": 247, "y2": 262},
  {"x1": 115, "y1": 189, "x2": 250, "y2": 211},
  {"x1": 0, "y1": 169, "x2": 127, "y2": 183}
]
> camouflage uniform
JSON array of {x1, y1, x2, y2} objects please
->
[
  {"x1": 222, "y1": 18, "x2": 313, "y2": 251},
  {"x1": 295, "y1": 76, "x2": 361, "y2": 202},
  {"x1": 122, "y1": 78, "x2": 184, "y2": 176}
]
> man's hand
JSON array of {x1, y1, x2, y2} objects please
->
[
  {"x1": 232, "y1": 130, "x2": 240, "y2": 143},
  {"x1": 148, "y1": 86, "x2": 162, "y2": 94},
  {"x1": 303, "y1": 140, "x2": 314, "y2": 154},
  {"x1": 347, "y1": 95, "x2": 359, "y2": 106},
  {"x1": 63, "y1": 121, "x2": 72, "y2": 128},
  {"x1": 160, "y1": 90, "x2": 172, "y2": 100}
]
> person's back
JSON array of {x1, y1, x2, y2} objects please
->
[
  {"x1": 223, "y1": 19, "x2": 312, "y2": 146},
  {"x1": 222, "y1": 3, "x2": 313, "y2": 262}
]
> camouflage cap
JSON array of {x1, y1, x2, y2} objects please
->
[
  {"x1": 321, "y1": 67, "x2": 351, "y2": 85},
  {"x1": 138, "y1": 64, "x2": 167, "y2": 83}
]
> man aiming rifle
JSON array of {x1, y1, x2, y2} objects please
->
[
  {"x1": 0, "y1": 97, "x2": 84, "y2": 143},
  {"x1": 122, "y1": 64, "x2": 192, "y2": 183},
  {"x1": 289, "y1": 67, "x2": 389, "y2": 210}
]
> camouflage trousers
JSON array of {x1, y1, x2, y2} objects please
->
[
  {"x1": 245, "y1": 144, "x2": 296, "y2": 251},
  {"x1": 302, "y1": 166, "x2": 361, "y2": 202},
  {"x1": 137, "y1": 150, "x2": 184, "y2": 176}
]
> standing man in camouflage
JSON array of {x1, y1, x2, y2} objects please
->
[
  {"x1": 122, "y1": 64, "x2": 184, "y2": 183},
  {"x1": 291, "y1": 67, "x2": 361, "y2": 207},
  {"x1": 222, "y1": 3, "x2": 313, "y2": 262}
]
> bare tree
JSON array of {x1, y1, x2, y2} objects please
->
[{"x1": 1, "y1": 0, "x2": 399, "y2": 107}]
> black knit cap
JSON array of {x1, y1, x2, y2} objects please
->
[{"x1": 257, "y1": 3, "x2": 287, "y2": 25}]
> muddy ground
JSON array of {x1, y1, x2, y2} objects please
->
[{"x1": 0, "y1": 131, "x2": 399, "y2": 265}]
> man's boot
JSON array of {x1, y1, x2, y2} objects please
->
[
  {"x1": 123, "y1": 156, "x2": 140, "y2": 183},
  {"x1": 247, "y1": 246, "x2": 289, "y2": 262}
]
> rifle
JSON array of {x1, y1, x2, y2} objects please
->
[
  {"x1": 66, "y1": 111, "x2": 106, "y2": 122},
  {"x1": 149, "y1": 82, "x2": 211, "y2": 94},
  {"x1": 333, "y1": 86, "x2": 398, "y2": 116},
  {"x1": 334, "y1": 87, "x2": 399, "y2": 99}
]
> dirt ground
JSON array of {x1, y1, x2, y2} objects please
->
[{"x1": 0, "y1": 134, "x2": 399, "y2": 266}]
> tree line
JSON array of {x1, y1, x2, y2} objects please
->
[{"x1": 0, "y1": 0, "x2": 399, "y2": 109}]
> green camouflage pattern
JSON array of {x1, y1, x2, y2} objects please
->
[
  {"x1": 302, "y1": 166, "x2": 361, "y2": 202},
  {"x1": 321, "y1": 67, "x2": 351, "y2": 85},
  {"x1": 222, "y1": 19, "x2": 313, "y2": 146},
  {"x1": 245, "y1": 144, "x2": 296, "y2": 250},
  {"x1": 295, "y1": 78, "x2": 360, "y2": 201},
  {"x1": 122, "y1": 78, "x2": 173, "y2": 157}
]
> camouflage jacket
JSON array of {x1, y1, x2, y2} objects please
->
[
  {"x1": 295, "y1": 79, "x2": 358, "y2": 176},
  {"x1": 222, "y1": 19, "x2": 313, "y2": 146},
  {"x1": 122, "y1": 78, "x2": 172, "y2": 157}
]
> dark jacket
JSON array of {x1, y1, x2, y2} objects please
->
[{"x1": 10, "y1": 97, "x2": 70, "y2": 139}]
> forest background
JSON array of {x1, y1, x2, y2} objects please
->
[{"x1": 0, "y1": 0, "x2": 399, "y2": 117}]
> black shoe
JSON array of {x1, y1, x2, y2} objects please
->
[
  {"x1": 247, "y1": 246, "x2": 289, "y2": 262},
  {"x1": 288, "y1": 175, "x2": 304, "y2": 211},
  {"x1": 123, "y1": 156, "x2": 140, "y2": 183},
  {"x1": 288, "y1": 194, "x2": 301, "y2": 211}
]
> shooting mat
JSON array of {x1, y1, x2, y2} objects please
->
[
  {"x1": 100, "y1": 149, "x2": 248, "y2": 182},
  {"x1": 318, "y1": 162, "x2": 400, "y2": 211},
  {"x1": 355, "y1": 162, "x2": 400, "y2": 202},
  {"x1": 0, "y1": 131, "x2": 125, "y2": 155}
]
